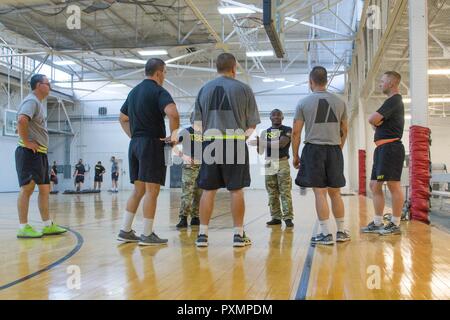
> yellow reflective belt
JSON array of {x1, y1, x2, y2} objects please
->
[
  {"x1": 190, "y1": 133, "x2": 203, "y2": 142},
  {"x1": 203, "y1": 135, "x2": 246, "y2": 141},
  {"x1": 18, "y1": 139, "x2": 48, "y2": 154}
]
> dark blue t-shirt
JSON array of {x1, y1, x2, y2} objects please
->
[
  {"x1": 262, "y1": 125, "x2": 292, "y2": 159},
  {"x1": 120, "y1": 79, "x2": 175, "y2": 139}
]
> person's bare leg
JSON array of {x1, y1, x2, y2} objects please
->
[
  {"x1": 230, "y1": 189, "x2": 245, "y2": 228},
  {"x1": 313, "y1": 188, "x2": 330, "y2": 221},
  {"x1": 17, "y1": 181, "x2": 36, "y2": 224},
  {"x1": 313, "y1": 187, "x2": 332, "y2": 236},
  {"x1": 387, "y1": 181, "x2": 404, "y2": 219},
  {"x1": 142, "y1": 183, "x2": 160, "y2": 219},
  {"x1": 126, "y1": 180, "x2": 145, "y2": 213},
  {"x1": 370, "y1": 180, "x2": 385, "y2": 218},
  {"x1": 199, "y1": 190, "x2": 217, "y2": 226},
  {"x1": 37, "y1": 184, "x2": 50, "y2": 222},
  {"x1": 328, "y1": 188, "x2": 344, "y2": 219},
  {"x1": 328, "y1": 187, "x2": 348, "y2": 236}
]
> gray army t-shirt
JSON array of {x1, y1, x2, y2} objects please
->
[
  {"x1": 193, "y1": 76, "x2": 260, "y2": 135},
  {"x1": 17, "y1": 92, "x2": 48, "y2": 148},
  {"x1": 294, "y1": 91, "x2": 347, "y2": 145}
]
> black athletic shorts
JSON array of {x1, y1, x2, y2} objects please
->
[
  {"x1": 15, "y1": 146, "x2": 50, "y2": 187},
  {"x1": 111, "y1": 173, "x2": 119, "y2": 181},
  {"x1": 197, "y1": 139, "x2": 250, "y2": 191},
  {"x1": 129, "y1": 136, "x2": 166, "y2": 185},
  {"x1": 295, "y1": 143, "x2": 345, "y2": 188},
  {"x1": 94, "y1": 175, "x2": 103, "y2": 182},
  {"x1": 75, "y1": 175, "x2": 84, "y2": 184},
  {"x1": 371, "y1": 141, "x2": 405, "y2": 181}
]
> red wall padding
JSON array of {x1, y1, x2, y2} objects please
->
[
  {"x1": 358, "y1": 149, "x2": 366, "y2": 195},
  {"x1": 409, "y1": 125, "x2": 431, "y2": 223}
]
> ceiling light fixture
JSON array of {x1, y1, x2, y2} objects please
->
[
  {"x1": 246, "y1": 50, "x2": 274, "y2": 57},
  {"x1": 428, "y1": 69, "x2": 450, "y2": 75},
  {"x1": 218, "y1": 6, "x2": 256, "y2": 14},
  {"x1": 403, "y1": 97, "x2": 450, "y2": 103},
  {"x1": 138, "y1": 49, "x2": 168, "y2": 56}
]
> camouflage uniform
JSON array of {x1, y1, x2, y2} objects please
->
[
  {"x1": 265, "y1": 159, "x2": 293, "y2": 220},
  {"x1": 262, "y1": 125, "x2": 293, "y2": 221},
  {"x1": 179, "y1": 164, "x2": 202, "y2": 218}
]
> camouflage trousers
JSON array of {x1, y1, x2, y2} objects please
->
[
  {"x1": 179, "y1": 164, "x2": 202, "y2": 218},
  {"x1": 265, "y1": 159, "x2": 293, "y2": 220}
]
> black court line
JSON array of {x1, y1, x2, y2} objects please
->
[
  {"x1": 295, "y1": 222, "x2": 318, "y2": 300},
  {"x1": 0, "y1": 227, "x2": 84, "y2": 291}
]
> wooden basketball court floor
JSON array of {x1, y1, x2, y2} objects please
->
[{"x1": 0, "y1": 189, "x2": 449, "y2": 300}]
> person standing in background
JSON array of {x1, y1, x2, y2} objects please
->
[{"x1": 111, "y1": 156, "x2": 119, "y2": 193}]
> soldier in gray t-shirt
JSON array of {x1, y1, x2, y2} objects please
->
[
  {"x1": 193, "y1": 53, "x2": 260, "y2": 248},
  {"x1": 15, "y1": 74, "x2": 66, "y2": 239},
  {"x1": 292, "y1": 66, "x2": 349, "y2": 246},
  {"x1": 294, "y1": 91, "x2": 347, "y2": 145}
]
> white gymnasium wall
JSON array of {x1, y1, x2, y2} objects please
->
[{"x1": 0, "y1": 86, "x2": 28, "y2": 192}]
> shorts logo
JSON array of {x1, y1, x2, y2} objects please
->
[
  {"x1": 314, "y1": 99, "x2": 338, "y2": 123},
  {"x1": 377, "y1": 175, "x2": 384, "y2": 180}
]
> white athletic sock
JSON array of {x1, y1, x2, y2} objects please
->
[
  {"x1": 43, "y1": 220, "x2": 52, "y2": 227},
  {"x1": 335, "y1": 217, "x2": 345, "y2": 232},
  {"x1": 19, "y1": 223, "x2": 27, "y2": 229},
  {"x1": 122, "y1": 211, "x2": 135, "y2": 232},
  {"x1": 199, "y1": 224, "x2": 208, "y2": 236},
  {"x1": 234, "y1": 226, "x2": 244, "y2": 237},
  {"x1": 373, "y1": 215, "x2": 383, "y2": 226},
  {"x1": 319, "y1": 219, "x2": 330, "y2": 235},
  {"x1": 391, "y1": 216, "x2": 401, "y2": 226},
  {"x1": 142, "y1": 218, "x2": 154, "y2": 237}
]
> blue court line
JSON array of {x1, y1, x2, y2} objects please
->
[
  {"x1": 0, "y1": 227, "x2": 84, "y2": 291},
  {"x1": 295, "y1": 222, "x2": 318, "y2": 300}
]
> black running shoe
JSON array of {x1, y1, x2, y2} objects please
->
[
  {"x1": 190, "y1": 217, "x2": 200, "y2": 226},
  {"x1": 176, "y1": 216, "x2": 188, "y2": 229},
  {"x1": 266, "y1": 219, "x2": 282, "y2": 226},
  {"x1": 284, "y1": 219, "x2": 294, "y2": 228}
]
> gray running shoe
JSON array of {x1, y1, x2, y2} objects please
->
[
  {"x1": 311, "y1": 233, "x2": 334, "y2": 245},
  {"x1": 336, "y1": 230, "x2": 351, "y2": 242},
  {"x1": 196, "y1": 234, "x2": 208, "y2": 247},
  {"x1": 361, "y1": 221, "x2": 385, "y2": 233},
  {"x1": 233, "y1": 232, "x2": 252, "y2": 247},
  {"x1": 378, "y1": 222, "x2": 401, "y2": 235},
  {"x1": 117, "y1": 230, "x2": 141, "y2": 243},
  {"x1": 138, "y1": 232, "x2": 168, "y2": 246}
]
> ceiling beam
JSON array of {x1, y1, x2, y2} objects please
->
[
  {"x1": 184, "y1": 0, "x2": 250, "y2": 82},
  {"x1": 361, "y1": 0, "x2": 408, "y2": 98}
]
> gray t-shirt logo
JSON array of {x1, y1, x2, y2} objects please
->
[
  {"x1": 294, "y1": 91, "x2": 347, "y2": 146},
  {"x1": 315, "y1": 99, "x2": 338, "y2": 123},
  {"x1": 209, "y1": 86, "x2": 232, "y2": 111}
]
